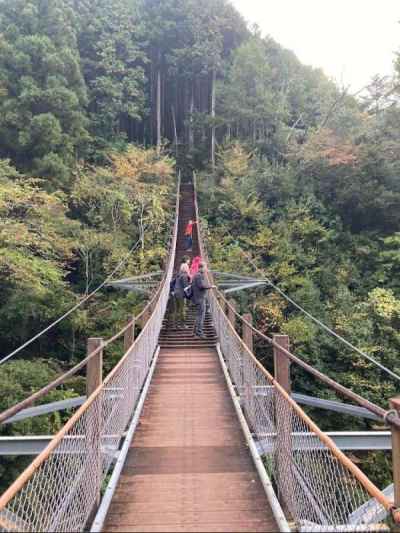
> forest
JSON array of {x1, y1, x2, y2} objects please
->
[{"x1": 0, "y1": 0, "x2": 400, "y2": 491}]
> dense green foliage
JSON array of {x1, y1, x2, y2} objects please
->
[{"x1": 0, "y1": 0, "x2": 399, "y2": 494}]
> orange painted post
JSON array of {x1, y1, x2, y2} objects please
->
[
  {"x1": 273, "y1": 334, "x2": 293, "y2": 508},
  {"x1": 86, "y1": 338, "x2": 103, "y2": 398},
  {"x1": 390, "y1": 397, "x2": 400, "y2": 521},
  {"x1": 124, "y1": 316, "x2": 135, "y2": 353},
  {"x1": 273, "y1": 335, "x2": 291, "y2": 394},
  {"x1": 243, "y1": 313, "x2": 253, "y2": 353},
  {"x1": 86, "y1": 337, "x2": 103, "y2": 508},
  {"x1": 228, "y1": 299, "x2": 236, "y2": 330}
]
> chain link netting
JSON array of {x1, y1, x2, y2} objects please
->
[
  {"x1": 208, "y1": 291, "x2": 391, "y2": 532},
  {"x1": 0, "y1": 187, "x2": 179, "y2": 533}
]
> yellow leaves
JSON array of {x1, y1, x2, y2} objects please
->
[
  {"x1": 274, "y1": 260, "x2": 297, "y2": 281},
  {"x1": 282, "y1": 316, "x2": 316, "y2": 345},
  {"x1": 0, "y1": 170, "x2": 77, "y2": 263},
  {"x1": 217, "y1": 141, "x2": 253, "y2": 188},
  {"x1": 0, "y1": 82, "x2": 7, "y2": 98},
  {"x1": 253, "y1": 227, "x2": 275, "y2": 250},
  {"x1": 230, "y1": 191, "x2": 262, "y2": 221},
  {"x1": 336, "y1": 266, "x2": 351, "y2": 285},
  {"x1": 333, "y1": 310, "x2": 365, "y2": 336},
  {"x1": 255, "y1": 293, "x2": 286, "y2": 333},
  {"x1": 109, "y1": 145, "x2": 174, "y2": 186},
  {"x1": 292, "y1": 127, "x2": 359, "y2": 168},
  {"x1": 368, "y1": 288, "x2": 400, "y2": 321},
  {"x1": 291, "y1": 215, "x2": 329, "y2": 243}
]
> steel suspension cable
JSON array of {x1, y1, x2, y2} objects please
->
[
  {"x1": 264, "y1": 274, "x2": 400, "y2": 382},
  {"x1": 0, "y1": 258, "x2": 168, "y2": 425},
  {"x1": 192, "y1": 173, "x2": 400, "y2": 426},
  {"x1": 224, "y1": 230, "x2": 400, "y2": 383},
  {"x1": 0, "y1": 177, "x2": 181, "y2": 423},
  {"x1": 216, "y1": 291, "x2": 400, "y2": 427},
  {"x1": 0, "y1": 230, "x2": 148, "y2": 366}
]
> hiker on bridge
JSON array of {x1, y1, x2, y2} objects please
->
[
  {"x1": 173, "y1": 256, "x2": 191, "y2": 328},
  {"x1": 189, "y1": 255, "x2": 202, "y2": 278},
  {"x1": 184, "y1": 219, "x2": 197, "y2": 251},
  {"x1": 192, "y1": 262, "x2": 216, "y2": 338}
]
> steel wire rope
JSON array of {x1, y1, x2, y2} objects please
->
[
  {"x1": 0, "y1": 178, "x2": 181, "y2": 423},
  {"x1": 193, "y1": 174, "x2": 400, "y2": 426},
  {"x1": 0, "y1": 228, "x2": 149, "y2": 366},
  {"x1": 222, "y1": 228, "x2": 400, "y2": 383},
  {"x1": 194, "y1": 175, "x2": 400, "y2": 527}
]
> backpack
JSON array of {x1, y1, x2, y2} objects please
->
[{"x1": 183, "y1": 283, "x2": 193, "y2": 300}]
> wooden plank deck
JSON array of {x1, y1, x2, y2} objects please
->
[{"x1": 103, "y1": 346, "x2": 278, "y2": 532}]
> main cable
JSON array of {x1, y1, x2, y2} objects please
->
[
  {"x1": 0, "y1": 230, "x2": 147, "y2": 365},
  {"x1": 226, "y1": 231, "x2": 400, "y2": 383},
  {"x1": 263, "y1": 274, "x2": 400, "y2": 382}
]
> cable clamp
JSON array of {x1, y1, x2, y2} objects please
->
[{"x1": 384, "y1": 409, "x2": 398, "y2": 424}]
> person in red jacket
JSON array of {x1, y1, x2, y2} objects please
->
[{"x1": 184, "y1": 219, "x2": 197, "y2": 251}]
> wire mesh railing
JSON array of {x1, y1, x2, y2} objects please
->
[
  {"x1": 1, "y1": 174, "x2": 397, "y2": 533},
  {"x1": 0, "y1": 180, "x2": 180, "y2": 533},
  {"x1": 208, "y1": 278, "x2": 393, "y2": 532},
  {"x1": 193, "y1": 172, "x2": 397, "y2": 531}
]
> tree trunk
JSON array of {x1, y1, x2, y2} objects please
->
[
  {"x1": 171, "y1": 105, "x2": 178, "y2": 159},
  {"x1": 211, "y1": 68, "x2": 216, "y2": 170},
  {"x1": 149, "y1": 60, "x2": 154, "y2": 145},
  {"x1": 189, "y1": 81, "x2": 194, "y2": 151},
  {"x1": 156, "y1": 69, "x2": 161, "y2": 155}
]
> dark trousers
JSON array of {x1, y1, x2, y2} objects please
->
[
  {"x1": 194, "y1": 299, "x2": 206, "y2": 335},
  {"x1": 173, "y1": 297, "x2": 186, "y2": 325},
  {"x1": 184, "y1": 235, "x2": 193, "y2": 250}
]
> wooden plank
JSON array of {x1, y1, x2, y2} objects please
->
[
  {"x1": 104, "y1": 347, "x2": 278, "y2": 532},
  {"x1": 103, "y1": 187, "x2": 278, "y2": 532}
]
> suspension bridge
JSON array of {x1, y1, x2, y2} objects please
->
[{"x1": 0, "y1": 176, "x2": 400, "y2": 532}]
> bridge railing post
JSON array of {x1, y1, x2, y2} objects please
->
[
  {"x1": 228, "y1": 299, "x2": 236, "y2": 330},
  {"x1": 273, "y1": 335, "x2": 291, "y2": 394},
  {"x1": 240, "y1": 313, "x2": 253, "y2": 395},
  {"x1": 87, "y1": 337, "x2": 103, "y2": 398},
  {"x1": 390, "y1": 397, "x2": 400, "y2": 519},
  {"x1": 273, "y1": 334, "x2": 293, "y2": 509},
  {"x1": 242, "y1": 313, "x2": 253, "y2": 353},
  {"x1": 86, "y1": 337, "x2": 103, "y2": 510},
  {"x1": 124, "y1": 316, "x2": 135, "y2": 353}
]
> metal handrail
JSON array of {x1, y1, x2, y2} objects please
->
[
  {"x1": 217, "y1": 292, "x2": 400, "y2": 429},
  {"x1": 193, "y1": 172, "x2": 400, "y2": 430},
  {"x1": 0, "y1": 175, "x2": 181, "y2": 520},
  {"x1": 0, "y1": 178, "x2": 180, "y2": 426},
  {"x1": 193, "y1": 172, "x2": 399, "y2": 525}
]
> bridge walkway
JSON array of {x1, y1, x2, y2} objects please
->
[{"x1": 103, "y1": 184, "x2": 278, "y2": 531}]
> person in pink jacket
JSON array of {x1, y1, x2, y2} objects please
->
[{"x1": 190, "y1": 256, "x2": 202, "y2": 279}]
